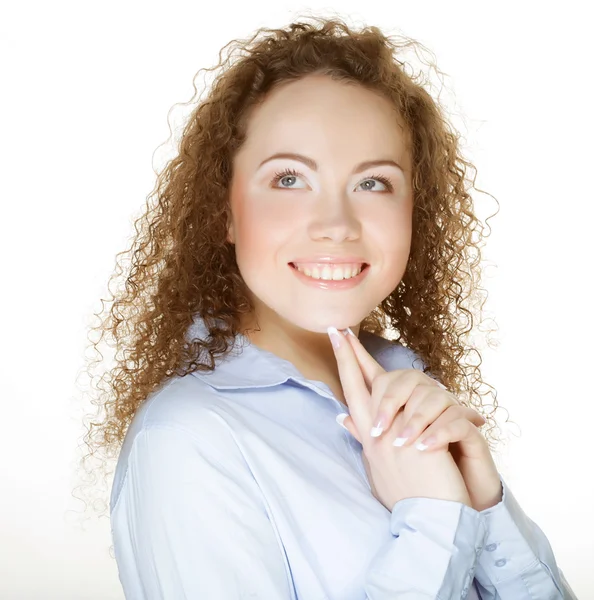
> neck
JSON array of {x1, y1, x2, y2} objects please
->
[{"x1": 238, "y1": 312, "x2": 361, "y2": 385}]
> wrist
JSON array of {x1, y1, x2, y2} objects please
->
[{"x1": 472, "y1": 480, "x2": 503, "y2": 511}]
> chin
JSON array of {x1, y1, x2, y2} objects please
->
[{"x1": 289, "y1": 315, "x2": 359, "y2": 335}]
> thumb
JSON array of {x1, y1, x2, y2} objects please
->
[{"x1": 336, "y1": 412, "x2": 362, "y2": 443}]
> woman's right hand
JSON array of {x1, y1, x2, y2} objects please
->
[{"x1": 328, "y1": 326, "x2": 472, "y2": 512}]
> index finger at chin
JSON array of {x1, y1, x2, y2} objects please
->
[
  {"x1": 328, "y1": 328, "x2": 371, "y2": 415},
  {"x1": 345, "y1": 329, "x2": 385, "y2": 386}
]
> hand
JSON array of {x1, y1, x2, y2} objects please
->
[
  {"x1": 328, "y1": 326, "x2": 472, "y2": 511},
  {"x1": 330, "y1": 327, "x2": 503, "y2": 512}
]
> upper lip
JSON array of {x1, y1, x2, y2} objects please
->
[{"x1": 290, "y1": 256, "x2": 369, "y2": 265}]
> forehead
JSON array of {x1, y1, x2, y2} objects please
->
[{"x1": 238, "y1": 75, "x2": 411, "y2": 165}]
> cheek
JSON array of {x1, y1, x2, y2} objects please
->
[
  {"x1": 370, "y1": 199, "x2": 412, "y2": 239},
  {"x1": 367, "y1": 202, "x2": 413, "y2": 270},
  {"x1": 233, "y1": 198, "x2": 296, "y2": 266}
]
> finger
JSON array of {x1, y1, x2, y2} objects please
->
[
  {"x1": 413, "y1": 416, "x2": 483, "y2": 453},
  {"x1": 369, "y1": 370, "x2": 422, "y2": 437},
  {"x1": 399, "y1": 405, "x2": 484, "y2": 449},
  {"x1": 343, "y1": 329, "x2": 386, "y2": 389},
  {"x1": 336, "y1": 413, "x2": 362, "y2": 443},
  {"x1": 327, "y1": 327, "x2": 373, "y2": 430},
  {"x1": 395, "y1": 388, "x2": 486, "y2": 446},
  {"x1": 350, "y1": 330, "x2": 444, "y2": 400},
  {"x1": 388, "y1": 386, "x2": 455, "y2": 446},
  {"x1": 346, "y1": 330, "x2": 446, "y2": 395}
]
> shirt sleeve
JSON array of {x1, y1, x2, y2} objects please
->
[
  {"x1": 364, "y1": 496, "x2": 487, "y2": 598},
  {"x1": 473, "y1": 474, "x2": 579, "y2": 600},
  {"x1": 404, "y1": 360, "x2": 577, "y2": 599},
  {"x1": 110, "y1": 426, "x2": 295, "y2": 599}
]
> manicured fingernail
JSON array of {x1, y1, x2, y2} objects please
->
[
  {"x1": 336, "y1": 413, "x2": 349, "y2": 430},
  {"x1": 346, "y1": 327, "x2": 355, "y2": 337},
  {"x1": 393, "y1": 426, "x2": 414, "y2": 447},
  {"x1": 370, "y1": 415, "x2": 386, "y2": 437},
  {"x1": 327, "y1": 326, "x2": 341, "y2": 349},
  {"x1": 416, "y1": 436, "x2": 436, "y2": 451}
]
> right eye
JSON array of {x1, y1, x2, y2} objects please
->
[{"x1": 270, "y1": 168, "x2": 308, "y2": 189}]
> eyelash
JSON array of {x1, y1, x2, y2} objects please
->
[{"x1": 269, "y1": 168, "x2": 394, "y2": 193}]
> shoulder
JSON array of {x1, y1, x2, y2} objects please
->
[
  {"x1": 360, "y1": 330, "x2": 427, "y2": 372},
  {"x1": 123, "y1": 373, "x2": 232, "y2": 443},
  {"x1": 110, "y1": 374, "x2": 243, "y2": 513}
]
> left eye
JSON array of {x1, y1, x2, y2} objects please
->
[
  {"x1": 357, "y1": 174, "x2": 394, "y2": 192},
  {"x1": 269, "y1": 168, "x2": 394, "y2": 192}
]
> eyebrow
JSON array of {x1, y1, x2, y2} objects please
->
[{"x1": 257, "y1": 152, "x2": 404, "y2": 175}]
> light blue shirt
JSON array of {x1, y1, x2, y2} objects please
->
[{"x1": 110, "y1": 315, "x2": 577, "y2": 599}]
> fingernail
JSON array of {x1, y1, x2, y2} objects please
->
[
  {"x1": 393, "y1": 426, "x2": 414, "y2": 447},
  {"x1": 416, "y1": 436, "x2": 436, "y2": 451},
  {"x1": 346, "y1": 327, "x2": 355, "y2": 337},
  {"x1": 327, "y1": 326, "x2": 341, "y2": 349},
  {"x1": 370, "y1": 415, "x2": 386, "y2": 437},
  {"x1": 336, "y1": 413, "x2": 349, "y2": 430}
]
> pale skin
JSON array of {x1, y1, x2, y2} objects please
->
[
  {"x1": 226, "y1": 73, "x2": 502, "y2": 510},
  {"x1": 330, "y1": 327, "x2": 502, "y2": 511},
  {"x1": 226, "y1": 73, "x2": 413, "y2": 399}
]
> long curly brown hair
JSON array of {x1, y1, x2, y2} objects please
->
[{"x1": 73, "y1": 14, "x2": 511, "y2": 525}]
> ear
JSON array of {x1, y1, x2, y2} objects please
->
[{"x1": 226, "y1": 218, "x2": 235, "y2": 244}]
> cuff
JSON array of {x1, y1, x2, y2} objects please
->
[
  {"x1": 475, "y1": 474, "x2": 554, "y2": 591},
  {"x1": 366, "y1": 497, "x2": 487, "y2": 598}
]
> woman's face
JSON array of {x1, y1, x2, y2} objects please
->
[{"x1": 227, "y1": 74, "x2": 414, "y2": 335}]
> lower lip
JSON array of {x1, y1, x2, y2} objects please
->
[{"x1": 289, "y1": 263, "x2": 370, "y2": 290}]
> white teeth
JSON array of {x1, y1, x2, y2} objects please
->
[{"x1": 294, "y1": 263, "x2": 364, "y2": 280}]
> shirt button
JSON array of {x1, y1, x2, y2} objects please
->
[
  {"x1": 495, "y1": 559, "x2": 507, "y2": 567},
  {"x1": 485, "y1": 543, "x2": 497, "y2": 551}
]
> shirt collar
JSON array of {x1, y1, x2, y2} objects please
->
[{"x1": 185, "y1": 314, "x2": 396, "y2": 393}]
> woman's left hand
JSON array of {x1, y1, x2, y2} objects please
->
[{"x1": 340, "y1": 330, "x2": 503, "y2": 512}]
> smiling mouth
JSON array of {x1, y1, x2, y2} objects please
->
[{"x1": 289, "y1": 262, "x2": 369, "y2": 280}]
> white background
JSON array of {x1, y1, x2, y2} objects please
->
[{"x1": 2, "y1": 1, "x2": 592, "y2": 598}]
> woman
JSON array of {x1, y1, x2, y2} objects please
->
[{"x1": 81, "y1": 15, "x2": 577, "y2": 599}]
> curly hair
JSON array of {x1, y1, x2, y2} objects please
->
[{"x1": 73, "y1": 13, "x2": 511, "y2": 526}]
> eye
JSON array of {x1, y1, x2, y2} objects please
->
[
  {"x1": 269, "y1": 168, "x2": 394, "y2": 193},
  {"x1": 270, "y1": 168, "x2": 307, "y2": 189},
  {"x1": 356, "y1": 173, "x2": 394, "y2": 193}
]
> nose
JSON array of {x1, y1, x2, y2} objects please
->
[{"x1": 307, "y1": 197, "x2": 362, "y2": 242}]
